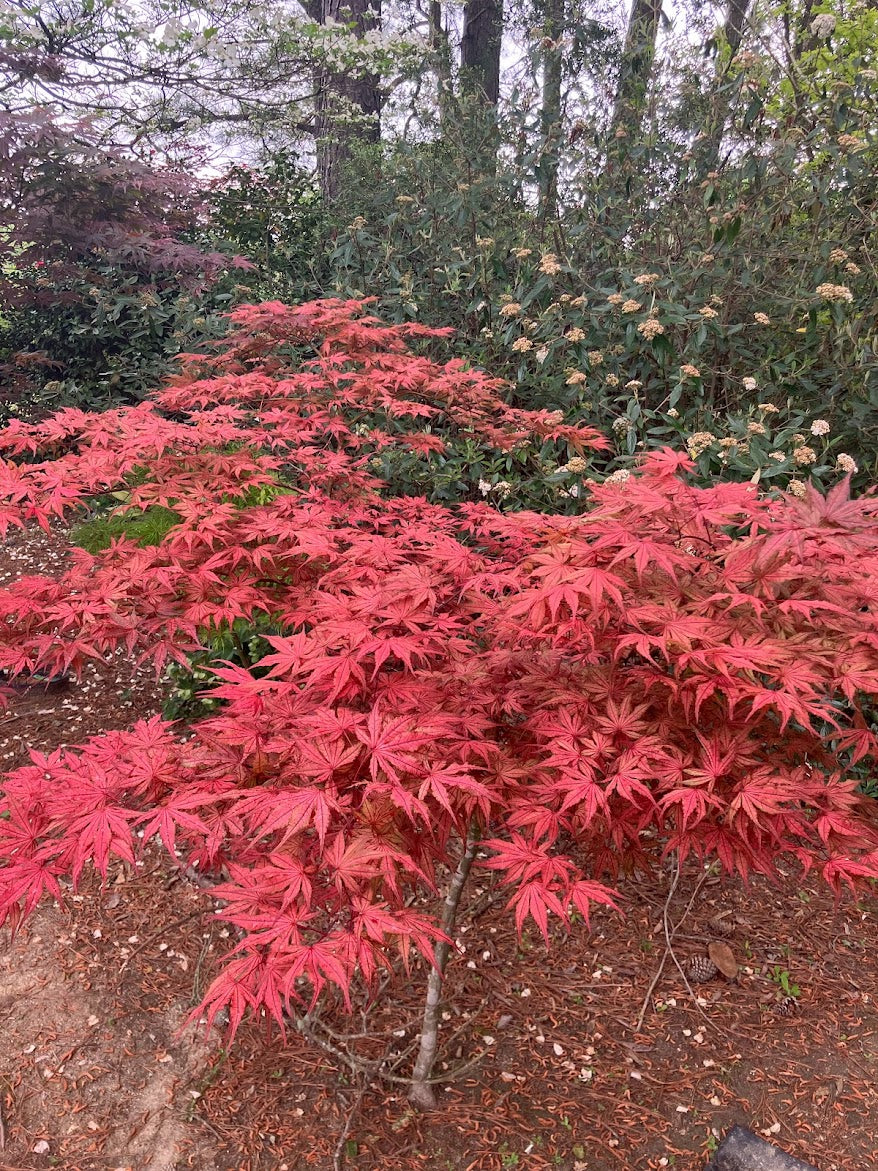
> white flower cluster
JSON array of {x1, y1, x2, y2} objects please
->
[{"x1": 478, "y1": 479, "x2": 512, "y2": 499}]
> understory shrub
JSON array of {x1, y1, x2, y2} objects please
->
[
  {"x1": 70, "y1": 504, "x2": 183, "y2": 554},
  {"x1": 0, "y1": 300, "x2": 877, "y2": 1105},
  {"x1": 317, "y1": 76, "x2": 876, "y2": 486}
]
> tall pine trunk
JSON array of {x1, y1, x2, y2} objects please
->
[
  {"x1": 696, "y1": 0, "x2": 753, "y2": 176},
  {"x1": 538, "y1": 0, "x2": 564, "y2": 224}
]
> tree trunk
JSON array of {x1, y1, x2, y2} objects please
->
[
  {"x1": 430, "y1": 1, "x2": 454, "y2": 131},
  {"x1": 607, "y1": 0, "x2": 662, "y2": 150},
  {"x1": 723, "y1": 0, "x2": 750, "y2": 55},
  {"x1": 310, "y1": 0, "x2": 382, "y2": 203},
  {"x1": 458, "y1": 1, "x2": 504, "y2": 173},
  {"x1": 538, "y1": 0, "x2": 564, "y2": 224},
  {"x1": 461, "y1": 0, "x2": 504, "y2": 106},
  {"x1": 408, "y1": 831, "x2": 479, "y2": 1111},
  {"x1": 696, "y1": 0, "x2": 753, "y2": 176}
]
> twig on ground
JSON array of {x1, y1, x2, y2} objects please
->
[
  {"x1": 333, "y1": 1073, "x2": 373, "y2": 1171},
  {"x1": 664, "y1": 906, "x2": 715, "y2": 1028},
  {"x1": 117, "y1": 908, "x2": 206, "y2": 975},
  {"x1": 635, "y1": 854, "x2": 711, "y2": 1031}
]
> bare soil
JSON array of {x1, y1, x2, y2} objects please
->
[{"x1": 2, "y1": 529, "x2": 877, "y2": 1171}]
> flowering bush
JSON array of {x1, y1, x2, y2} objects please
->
[
  {"x1": 320, "y1": 107, "x2": 877, "y2": 490},
  {"x1": 471, "y1": 256, "x2": 872, "y2": 493},
  {"x1": 1, "y1": 300, "x2": 878, "y2": 1104}
]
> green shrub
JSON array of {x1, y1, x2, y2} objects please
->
[
  {"x1": 163, "y1": 616, "x2": 281, "y2": 723},
  {"x1": 70, "y1": 505, "x2": 182, "y2": 554}
]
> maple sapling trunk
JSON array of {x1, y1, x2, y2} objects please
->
[{"x1": 408, "y1": 830, "x2": 479, "y2": 1111}]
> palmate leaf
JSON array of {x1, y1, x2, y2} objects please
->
[{"x1": 0, "y1": 855, "x2": 66, "y2": 933}]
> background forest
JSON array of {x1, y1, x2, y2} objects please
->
[{"x1": 0, "y1": 0, "x2": 875, "y2": 501}]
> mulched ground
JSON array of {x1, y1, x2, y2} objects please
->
[{"x1": 1, "y1": 529, "x2": 877, "y2": 1171}]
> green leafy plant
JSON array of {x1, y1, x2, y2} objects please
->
[
  {"x1": 71, "y1": 505, "x2": 183, "y2": 554},
  {"x1": 770, "y1": 967, "x2": 801, "y2": 999},
  {"x1": 163, "y1": 617, "x2": 280, "y2": 722},
  {"x1": 0, "y1": 113, "x2": 249, "y2": 415}
]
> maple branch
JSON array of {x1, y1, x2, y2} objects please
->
[
  {"x1": 291, "y1": 1010, "x2": 463, "y2": 1089},
  {"x1": 408, "y1": 827, "x2": 479, "y2": 1112},
  {"x1": 294, "y1": 1014, "x2": 373, "y2": 1075}
]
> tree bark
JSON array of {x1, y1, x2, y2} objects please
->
[
  {"x1": 538, "y1": 0, "x2": 564, "y2": 223},
  {"x1": 429, "y1": 1, "x2": 454, "y2": 131},
  {"x1": 408, "y1": 831, "x2": 479, "y2": 1111},
  {"x1": 608, "y1": 0, "x2": 662, "y2": 148},
  {"x1": 696, "y1": 0, "x2": 754, "y2": 176},
  {"x1": 311, "y1": 0, "x2": 382, "y2": 203},
  {"x1": 461, "y1": 0, "x2": 504, "y2": 106},
  {"x1": 723, "y1": 0, "x2": 750, "y2": 56}
]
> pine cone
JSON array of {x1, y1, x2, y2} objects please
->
[
  {"x1": 776, "y1": 996, "x2": 799, "y2": 1017},
  {"x1": 685, "y1": 955, "x2": 719, "y2": 983},
  {"x1": 707, "y1": 913, "x2": 734, "y2": 938}
]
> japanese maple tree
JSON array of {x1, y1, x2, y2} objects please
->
[
  {"x1": 0, "y1": 111, "x2": 249, "y2": 406},
  {"x1": 1, "y1": 298, "x2": 877, "y2": 1107}
]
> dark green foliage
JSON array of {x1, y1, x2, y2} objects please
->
[
  {"x1": 163, "y1": 617, "x2": 280, "y2": 723},
  {"x1": 205, "y1": 152, "x2": 327, "y2": 303},
  {"x1": 0, "y1": 113, "x2": 246, "y2": 416}
]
